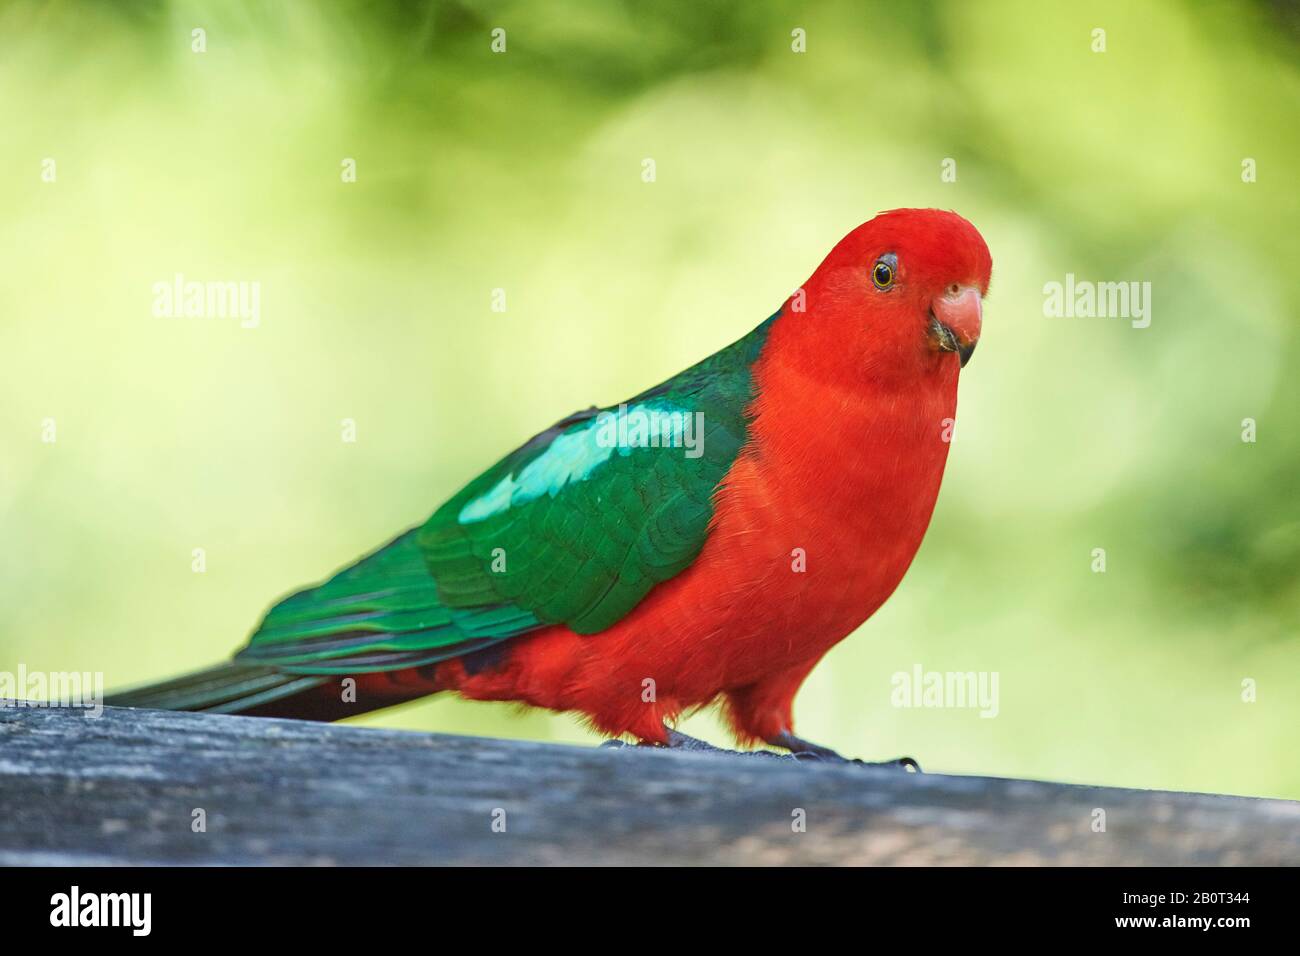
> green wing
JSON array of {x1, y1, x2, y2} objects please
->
[{"x1": 236, "y1": 314, "x2": 776, "y2": 674}]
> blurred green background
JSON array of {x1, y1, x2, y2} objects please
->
[{"x1": 2, "y1": 0, "x2": 1297, "y2": 799}]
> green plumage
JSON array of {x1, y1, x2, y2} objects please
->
[{"x1": 232, "y1": 313, "x2": 777, "y2": 674}]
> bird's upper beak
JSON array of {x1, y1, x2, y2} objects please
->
[{"x1": 929, "y1": 285, "x2": 982, "y2": 368}]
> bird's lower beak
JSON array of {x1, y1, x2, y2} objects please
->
[{"x1": 930, "y1": 286, "x2": 982, "y2": 368}]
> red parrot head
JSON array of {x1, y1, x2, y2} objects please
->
[{"x1": 794, "y1": 208, "x2": 992, "y2": 379}]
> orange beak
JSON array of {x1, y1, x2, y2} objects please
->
[{"x1": 930, "y1": 285, "x2": 982, "y2": 367}]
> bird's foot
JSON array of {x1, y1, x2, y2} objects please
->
[
  {"x1": 605, "y1": 727, "x2": 782, "y2": 757},
  {"x1": 664, "y1": 728, "x2": 776, "y2": 755},
  {"x1": 604, "y1": 728, "x2": 917, "y2": 769},
  {"x1": 664, "y1": 728, "x2": 728, "y2": 752},
  {"x1": 600, "y1": 729, "x2": 740, "y2": 754},
  {"x1": 768, "y1": 730, "x2": 921, "y2": 772}
]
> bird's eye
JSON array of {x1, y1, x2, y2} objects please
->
[{"x1": 872, "y1": 256, "x2": 896, "y2": 291}]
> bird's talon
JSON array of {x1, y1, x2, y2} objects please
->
[{"x1": 855, "y1": 756, "x2": 922, "y2": 772}]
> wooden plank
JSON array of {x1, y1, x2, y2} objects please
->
[{"x1": 1, "y1": 703, "x2": 1296, "y2": 865}]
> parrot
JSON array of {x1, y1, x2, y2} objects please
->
[{"x1": 107, "y1": 207, "x2": 992, "y2": 762}]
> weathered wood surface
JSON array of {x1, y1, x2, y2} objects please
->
[{"x1": 0, "y1": 703, "x2": 1296, "y2": 865}]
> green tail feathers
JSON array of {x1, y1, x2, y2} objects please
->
[
  {"x1": 104, "y1": 662, "x2": 328, "y2": 714},
  {"x1": 106, "y1": 528, "x2": 529, "y2": 717},
  {"x1": 233, "y1": 528, "x2": 527, "y2": 674}
]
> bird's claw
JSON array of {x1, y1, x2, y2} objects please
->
[
  {"x1": 787, "y1": 750, "x2": 922, "y2": 772},
  {"x1": 856, "y1": 755, "x2": 922, "y2": 772},
  {"x1": 604, "y1": 728, "x2": 921, "y2": 772},
  {"x1": 767, "y1": 730, "x2": 921, "y2": 771}
]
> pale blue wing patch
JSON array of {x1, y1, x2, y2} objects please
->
[{"x1": 457, "y1": 401, "x2": 703, "y2": 525}]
